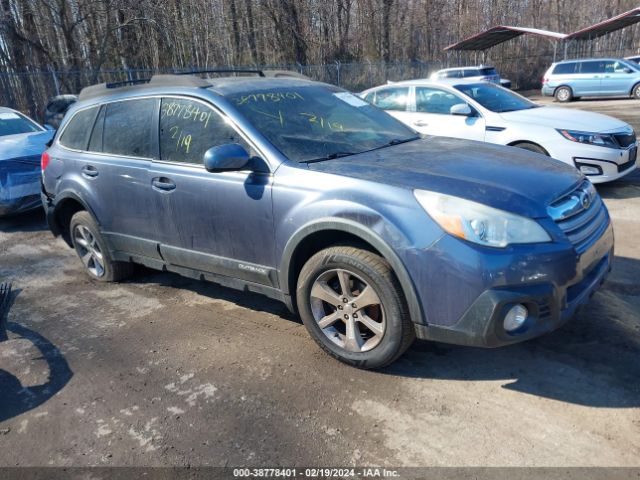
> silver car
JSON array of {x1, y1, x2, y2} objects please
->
[
  {"x1": 542, "y1": 58, "x2": 640, "y2": 102},
  {"x1": 431, "y1": 65, "x2": 511, "y2": 88}
]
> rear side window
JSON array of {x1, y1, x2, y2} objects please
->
[
  {"x1": 59, "y1": 107, "x2": 99, "y2": 150},
  {"x1": 552, "y1": 63, "x2": 578, "y2": 75},
  {"x1": 102, "y1": 98, "x2": 155, "y2": 158},
  {"x1": 463, "y1": 69, "x2": 480, "y2": 77},
  {"x1": 479, "y1": 67, "x2": 497, "y2": 76},
  {"x1": 369, "y1": 87, "x2": 409, "y2": 111},
  {"x1": 159, "y1": 97, "x2": 250, "y2": 165},
  {"x1": 580, "y1": 61, "x2": 605, "y2": 74}
]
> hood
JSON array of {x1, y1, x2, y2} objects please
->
[
  {"x1": 500, "y1": 106, "x2": 628, "y2": 133},
  {"x1": 0, "y1": 130, "x2": 54, "y2": 163},
  {"x1": 306, "y1": 137, "x2": 584, "y2": 218}
]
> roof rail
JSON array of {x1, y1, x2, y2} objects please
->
[
  {"x1": 105, "y1": 78, "x2": 151, "y2": 89},
  {"x1": 176, "y1": 68, "x2": 266, "y2": 77}
]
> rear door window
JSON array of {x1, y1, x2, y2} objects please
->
[
  {"x1": 59, "y1": 106, "x2": 99, "y2": 150},
  {"x1": 102, "y1": 98, "x2": 156, "y2": 158},
  {"x1": 159, "y1": 97, "x2": 250, "y2": 165},
  {"x1": 552, "y1": 63, "x2": 578, "y2": 75},
  {"x1": 369, "y1": 87, "x2": 410, "y2": 111},
  {"x1": 580, "y1": 61, "x2": 605, "y2": 74}
]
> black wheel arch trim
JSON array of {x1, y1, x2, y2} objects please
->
[
  {"x1": 508, "y1": 141, "x2": 550, "y2": 156},
  {"x1": 279, "y1": 218, "x2": 426, "y2": 326},
  {"x1": 51, "y1": 191, "x2": 102, "y2": 246}
]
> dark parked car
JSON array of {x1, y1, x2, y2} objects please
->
[
  {"x1": 0, "y1": 107, "x2": 54, "y2": 216},
  {"x1": 42, "y1": 72, "x2": 613, "y2": 369},
  {"x1": 43, "y1": 94, "x2": 77, "y2": 130}
]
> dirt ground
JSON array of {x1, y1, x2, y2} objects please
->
[{"x1": 0, "y1": 95, "x2": 639, "y2": 468}]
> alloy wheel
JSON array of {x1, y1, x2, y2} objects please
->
[
  {"x1": 73, "y1": 225, "x2": 105, "y2": 277},
  {"x1": 309, "y1": 268, "x2": 386, "y2": 352}
]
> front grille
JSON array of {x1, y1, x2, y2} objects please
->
[
  {"x1": 549, "y1": 182, "x2": 609, "y2": 253},
  {"x1": 618, "y1": 146, "x2": 637, "y2": 172},
  {"x1": 536, "y1": 299, "x2": 551, "y2": 319},
  {"x1": 613, "y1": 131, "x2": 636, "y2": 148}
]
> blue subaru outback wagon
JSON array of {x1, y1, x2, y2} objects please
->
[{"x1": 41, "y1": 71, "x2": 614, "y2": 369}]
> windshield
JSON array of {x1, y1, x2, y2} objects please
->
[
  {"x1": 454, "y1": 83, "x2": 538, "y2": 113},
  {"x1": 621, "y1": 59, "x2": 640, "y2": 71},
  {"x1": 0, "y1": 111, "x2": 42, "y2": 137},
  {"x1": 227, "y1": 85, "x2": 418, "y2": 162}
]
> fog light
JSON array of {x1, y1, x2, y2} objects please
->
[
  {"x1": 503, "y1": 304, "x2": 528, "y2": 332},
  {"x1": 579, "y1": 165, "x2": 600, "y2": 175}
]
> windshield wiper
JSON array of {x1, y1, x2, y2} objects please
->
[
  {"x1": 386, "y1": 136, "x2": 420, "y2": 146},
  {"x1": 301, "y1": 151, "x2": 357, "y2": 164},
  {"x1": 367, "y1": 135, "x2": 420, "y2": 152}
]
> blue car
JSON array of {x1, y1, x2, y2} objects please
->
[
  {"x1": 542, "y1": 58, "x2": 640, "y2": 102},
  {"x1": 0, "y1": 107, "x2": 54, "y2": 216},
  {"x1": 42, "y1": 72, "x2": 613, "y2": 369}
]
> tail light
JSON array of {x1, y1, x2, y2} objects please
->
[
  {"x1": 542, "y1": 77, "x2": 549, "y2": 85},
  {"x1": 41, "y1": 151, "x2": 51, "y2": 171}
]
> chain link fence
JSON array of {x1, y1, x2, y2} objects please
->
[{"x1": 0, "y1": 61, "x2": 443, "y2": 121}]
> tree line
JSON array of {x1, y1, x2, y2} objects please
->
[{"x1": 1, "y1": 0, "x2": 639, "y2": 116}]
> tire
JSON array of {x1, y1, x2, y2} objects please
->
[
  {"x1": 554, "y1": 86, "x2": 573, "y2": 103},
  {"x1": 632, "y1": 83, "x2": 640, "y2": 100},
  {"x1": 512, "y1": 142, "x2": 549, "y2": 156},
  {"x1": 296, "y1": 246, "x2": 414, "y2": 369},
  {"x1": 69, "y1": 211, "x2": 133, "y2": 282}
]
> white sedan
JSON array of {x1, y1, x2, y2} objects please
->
[{"x1": 360, "y1": 79, "x2": 637, "y2": 183}]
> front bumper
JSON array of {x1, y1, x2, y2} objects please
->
[
  {"x1": 548, "y1": 140, "x2": 637, "y2": 184},
  {"x1": 411, "y1": 219, "x2": 614, "y2": 347},
  {"x1": 0, "y1": 163, "x2": 42, "y2": 216}
]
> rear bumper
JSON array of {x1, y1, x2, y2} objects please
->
[
  {"x1": 41, "y1": 192, "x2": 62, "y2": 237},
  {"x1": 414, "y1": 222, "x2": 614, "y2": 348},
  {"x1": 541, "y1": 85, "x2": 554, "y2": 97}
]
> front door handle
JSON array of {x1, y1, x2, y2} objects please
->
[
  {"x1": 152, "y1": 177, "x2": 176, "y2": 192},
  {"x1": 82, "y1": 165, "x2": 98, "y2": 178},
  {"x1": 413, "y1": 120, "x2": 429, "y2": 127}
]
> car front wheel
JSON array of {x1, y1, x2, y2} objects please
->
[{"x1": 296, "y1": 246, "x2": 414, "y2": 369}]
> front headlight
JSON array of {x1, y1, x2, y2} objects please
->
[
  {"x1": 414, "y1": 190, "x2": 551, "y2": 248},
  {"x1": 557, "y1": 129, "x2": 617, "y2": 148}
]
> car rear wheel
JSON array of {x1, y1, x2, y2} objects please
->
[
  {"x1": 554, "y1": 86, "x2": 573, "y2": 103},
  {"x1": 296, "y1": 246, "x2": 414, "y2": 369},
  {"x1": 70, "y1": 211, "x2": 133, "y2": 282},
  {"x1": 512, "y1": 142, "x2": 548, "y2": 156}
]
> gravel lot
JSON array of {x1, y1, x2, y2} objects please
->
[{"x1": 1, "y1": 95, "x2": 639, "y2": 468}]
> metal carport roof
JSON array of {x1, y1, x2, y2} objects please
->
[
  {"x1": 567, "y1": 7, "x2": 640, "y2": 40},
  {"x1": 444, "y1": 26, "x2": 567, "y2": 51}
]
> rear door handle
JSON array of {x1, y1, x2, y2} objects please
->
[
  {"x1": 152, "y1": 177, "x2": 176, "y2": 192},
  {"x1": 82, "y1": 165, "x2": 99, "y2": 178},
  {"x1": 413, "y1": 120, "x2": 429, "y2": 127}
]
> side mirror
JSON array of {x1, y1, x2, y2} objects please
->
[
  {"x1": 624, "y1": 67, "x2": 633, "y2": 74},
  {"x1": 203, "y1": 144, "x2": 251, "y2": 173},
  {"x1": 450, "y1": 103, "x2": 473, "y2": 116}
]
